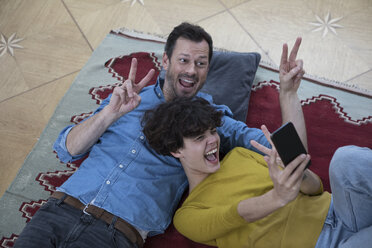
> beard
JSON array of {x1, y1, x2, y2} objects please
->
[{"x1": 163, "y1": 65, "x2": 206, "y2": 101}]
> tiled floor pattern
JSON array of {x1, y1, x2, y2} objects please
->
[{"x1": 1, "y1": 0, "x2": 371, "y2": 197}]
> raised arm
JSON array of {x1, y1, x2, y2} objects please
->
[
  {"x1": 279, "y1": 37, "x2": 307, "y2": 150},
  {"x1": 66, "y1": 58, "x2": 155, "y2": 156}
]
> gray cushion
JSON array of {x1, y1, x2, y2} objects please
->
[{"x1": 201, "y1": 51, "x2": 261, "y2": 122}]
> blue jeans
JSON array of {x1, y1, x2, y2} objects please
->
[
  {"x1": 315, "y1": 145, "x2": 372, "y2": 248},
  {"x1": 14, "y1": 197, "x2": 138, "y2": 248}
]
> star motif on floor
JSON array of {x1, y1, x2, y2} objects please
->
[
  {"x1": 122, "y1": 0, "x2": 144, "y2": 6},
  {"x1": 309, "y1": 12, "x2": 343, "y2": 38},
  {"x1": 0, "y1": 33, "x2": 24, "y2": 57}
]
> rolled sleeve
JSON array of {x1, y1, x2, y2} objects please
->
[{"x1": 53, "y1": 125, "x2": 88, "y2": 163}]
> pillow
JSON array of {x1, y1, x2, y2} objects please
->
[{"x1": 201, "y1": 51, "x2": 261, "y2": 122}]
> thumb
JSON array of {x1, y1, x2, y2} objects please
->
[
  {"x1": 286, "y1": 65, "x2": 301, "y2": 79},
  {"x1": 131, "y1": 93, "x2": 142, "y2": 109},
  {"x1": 134, "y1": 93, "x2": 141, "y2": 104}
]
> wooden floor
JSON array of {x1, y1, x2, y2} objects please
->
[{"x1": 1, "y1": 0, "x2": 372, "y2": 197}]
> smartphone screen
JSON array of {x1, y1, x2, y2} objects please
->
[{"x1": 270, "y1": 122, "x2": 311, "y2": 169}]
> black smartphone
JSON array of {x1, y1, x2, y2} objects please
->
[{"x1": 270, "y1": 122, "x2": 311, "y2": 169}]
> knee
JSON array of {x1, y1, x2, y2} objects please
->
[
  {"x1": 330, "y1": 146, "x2": 354, "y2": 171},
  {"x1": 329, "y1": 145, "x2": 372, "y2": 181}
]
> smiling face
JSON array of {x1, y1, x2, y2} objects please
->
[
  {"x1": 162, "y1": 37, "x2": 210, "y2": 101},
  {"x1": 171, "y1": 128, "x2": 220, "y2": 178}
]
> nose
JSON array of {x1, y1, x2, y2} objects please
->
[
  {"x1": 185, "y1": 62, "x2": 196, "y2": 75},
  {"x1": 206, "y1": 132, "x2": 219, "y2": 144}
]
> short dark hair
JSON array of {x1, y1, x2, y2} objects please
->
[
  {"x1": 165, "y1": 22, "x2": 213, "y2": 63},
  {"x1": 142, "y1": 97, "x2": 223, "y2": 156}
]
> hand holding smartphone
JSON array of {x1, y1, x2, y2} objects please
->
[{"x1": 270, "y1": 122, "x2": 311, "y2": 169}]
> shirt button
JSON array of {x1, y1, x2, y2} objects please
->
[
  {"x1": 119, "y1": 164, "x2": 123, "y2": 168},
  {"x1": 132, "y1": 149, "x2": 136, "y2": 154},
  {"x1": 140, "y1": 136, "x2": 144, "y2": 140},
  {"x1": 106, "y1": 180, "x2": 111, "y2": 185},
  {"x1": 158, "y1": 93, "x2": 161, "y2": 97}
]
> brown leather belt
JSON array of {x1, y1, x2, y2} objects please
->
[{"x1": 51, "y1": 191, "x2": 143, "y2": 248}]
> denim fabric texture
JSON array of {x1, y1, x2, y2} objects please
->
[
  {"x1": 315, "y1": 145, "x2": 372, "y2": 248},
  {"x1": 14, "y1": 197, "x2": 137, "y2": 248}
]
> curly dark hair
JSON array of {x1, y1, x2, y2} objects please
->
[
  {"x1": 165, "y1": 22, "x2": 213, "y2": 63},
  {"x1": 142, "y1": 97, "x2": 223, "y2": 156}
]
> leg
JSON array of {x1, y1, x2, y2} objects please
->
[
  {"x1": 329, "y1": 145, "x2": 372, "y2": 243},
  {"x1": 63, "y1": 215, "x2": 137, "y2": 248},
  {"x1": 15, "y1": 197, "x2": 137, "y2": 248},
  {"x1": 339, "y1": 225, "x2": 372, "y2": 248},
  {"x1": 14, "y1": 197, "x2": 79, "y2": 248}
]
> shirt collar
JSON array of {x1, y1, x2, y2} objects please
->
[{"x1": 154, "y1": 77, "x2": 164, "y2": 99}]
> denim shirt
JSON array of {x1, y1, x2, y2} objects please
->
[{"x1": 53, "y1": 78, "x2": 269, "y2": 237}]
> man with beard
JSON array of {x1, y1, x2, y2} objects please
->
[{"x1": 15, "y1": 22, "x2": 305, "y2": 248}]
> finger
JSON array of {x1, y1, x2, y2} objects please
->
[
  {"x1": 282, "y1": 154, "x2": 308, "y2": 181},
  {"x1": 292, "y1": 60, "x2": 304, "y2": 81},
  {"x1": 134, "y1": 93, "x2": 142, "y2": 106},
  {"x1": 280, "y1": 43, "x2": 288, "y2": 70},
  {"x1": 129, "y1": 92, "x2": 141, "y2": 109},
  {"x1": 285, "y1": 64, "x2": 302, "y2": 81},
  {"x1": 113, "y1": 85, "x2": 124, "y2": 95},
  {"x1": 266, "y1": 148, "x2": 281, "y2": 174},
  {"x1": 136, "y1": 69, "x2": 155, "y2": 90},
  {"x1": 294, "y1": 69, "x2": 305, "y2": 85},
  {"x1": 276, "y1": 157, "x2": 285, "y2": 169},
  {"x1": 287, "y1": 155, "x2": 310, "y2": 187},
  {"x1": 295, "y1": 59, "x2": 303, "y2": 69},
  {"x1": 112, "y1": 86, "x2": 126, "y2": 105},
  {"x1": 128, "y1": 58, "x2": 138, "y2": 82},
  {"x1": 288, "y1": 37, "x2": 302, "y2": 63},
  {"x1": 260, "y1": 125, "x2": 275, "y2": 149},
  {"x1": 268, "y1": 148, "x2": 280, "y2": 173},
  {"x1": 250, "y1": 140, "x2": 271, "y2": 156},
  {"x1": 125, "y1": 80, "x2": 134, "y2": 98}
]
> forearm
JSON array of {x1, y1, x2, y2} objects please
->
[
  {"x1": 279, "y1": 92, "x2": 321, "y2": 194},
  {"x1": 66, "y1": 106, "x2": 119, "y2": 156},
  {"x1": 300, "y1": 169, "x2": 322, "y2": 195},
  {"x1": 279, "y1": 91, "x2": 308, "y2": 150},
  {"x1": 237, "y1": 189, "x2": 286, "y2": 223}
]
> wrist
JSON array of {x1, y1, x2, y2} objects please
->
[
  {"x1": 279, "y1": 89, "x2": 298, "y2": 100},
  {"x1": 269, "y1": 189, "x2": 288, "y2": 208},
  {"x1": 101, "y1": 106, "x2": 122, "y2": 125}
]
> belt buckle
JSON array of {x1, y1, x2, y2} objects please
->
[{"x1": 83, "y1": 204, "x2": 91, "y2": 216}]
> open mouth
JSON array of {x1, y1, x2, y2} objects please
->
[
  {"x1": 204, "y1": 148, "x2": 218, "y2": 163},
  {"x1": 179, "y1": 77, "x2": 195, "y2": 88}
]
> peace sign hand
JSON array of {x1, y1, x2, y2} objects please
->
[
  {"x1": 279, "y1": 37, "x2": 305, "y2": 93},
  {"x1": 107, "y1": 58, "x2": 155, "y2": 118}
]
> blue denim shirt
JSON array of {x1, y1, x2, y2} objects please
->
[{"x1": 53, "y1": 78, "x2": 269, "y2": 236}]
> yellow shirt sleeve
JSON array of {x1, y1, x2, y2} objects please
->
[{"x1": 174, "y1": 200, "x2": 246, "y2": 246}]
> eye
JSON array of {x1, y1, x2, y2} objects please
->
[
  {"x1": 195, "y1": 135, "x2": 205, "y2": 141},
  {"x1": 196, "y1": 61, "x2": 207, "y2": 68},
  {"x1": 179, "y1": 58, "x2": 187, "y2": 63}
]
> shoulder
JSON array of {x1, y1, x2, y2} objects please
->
[{"x1": 223, "y1": 147, "x2": 267, "y2": 167}]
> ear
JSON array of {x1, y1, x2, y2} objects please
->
[
  {"x1": 170, "y1": 149, "x2": 183, "y2": 159},
  {"x1": 162, "y1": 52, "x2": 169, "y2": 70}
]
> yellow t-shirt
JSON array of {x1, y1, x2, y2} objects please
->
[{"x1": 174, "y1": 147, "x2": 331, "y2": 248}]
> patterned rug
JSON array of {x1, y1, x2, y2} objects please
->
[{"x1": 1, "y1": 30, "x2": 371, "y2": 248}]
